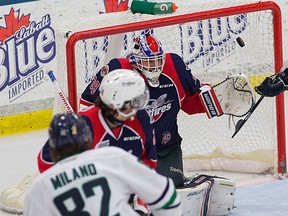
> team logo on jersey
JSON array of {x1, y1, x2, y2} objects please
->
[
  {"x1": 146, "y1": 76, "x2": 159, "y2": 87},
  {"x1": 161, "y1": 131, "x2": 171, "y2": 145},
  {"x1": 100, "y1": 65, "x2": 109, "y2": 77},
  {"x1": 146, "y1": 94, "x2": 173, "y2": 123},
  {"x1": 89, "y1": 76, "x2": 101, "y2": 95}
]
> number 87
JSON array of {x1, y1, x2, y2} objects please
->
[{"x1": 54, "y1": 177, "x2": 111, "y2": 216}]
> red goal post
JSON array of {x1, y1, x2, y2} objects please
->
[{"x1": 55, "y1": 0, "x2": 286, "y2": 174}]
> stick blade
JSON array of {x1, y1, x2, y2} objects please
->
[{"x1": 231, "y1": 119, "x2": 245, "y2": 138}]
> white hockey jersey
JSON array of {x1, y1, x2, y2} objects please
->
[{"x1": 24, "y1": 147, "x2": 182, "y2": 216}]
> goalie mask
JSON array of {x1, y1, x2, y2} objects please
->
[
  {"x1": 49, "y1": 113, "x2": 92, "y2": 149},
  {"x1": 129, "y1": 34, "x2": 165, "y2": 87},
  {"x1": 99, "y1": 69, "x2": 150, "y2": 118}
]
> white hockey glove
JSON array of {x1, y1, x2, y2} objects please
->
[{"x1": 200, "y1": 73, "x2": 255, "y2": 119}]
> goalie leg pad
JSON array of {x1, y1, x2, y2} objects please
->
[
  {"x1": 177, "y1": 174, "x2": 235, "y2": 216},
  {"x1": 177, "y1": 180, "x2": 211, "y2": 216},
  {"x1": 0, "y1": 173, "x2": 38, "y2": 214},
  {"x1": 208, "y1": 176, "x2": 235, "y2": 216}
]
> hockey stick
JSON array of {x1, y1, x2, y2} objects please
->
[
  {"x1": 231, "y1": 71, "x2": 282, "y2": 138},
  {"x1": 231, "y1": 95, "x2": 264, "y2": 138},
  {"x1": 47, "y1": 70, "x2": 74, "y2": 113}
]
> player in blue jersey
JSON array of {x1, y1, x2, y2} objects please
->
[
  {"x1": 38, "y1": 69, "x2": 157, "y2": 173},
  {"x1": 80, "y1": 34, "x2": 211, "y2": 187},
  {"x1": 38, "y1": 69, "x2": 157, "y2": 214}
]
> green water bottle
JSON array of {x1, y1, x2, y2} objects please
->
[{"x1": 130, "y1": 0, "x2": 178, "y2": 15}]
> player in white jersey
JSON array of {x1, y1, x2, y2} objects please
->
[{"x1": 23, "y1": 113, "x2": 182, "y2": 216}]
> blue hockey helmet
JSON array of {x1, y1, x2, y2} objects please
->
[{"x1": 48, "y1": 113, "x2": 92, "y2": 149}]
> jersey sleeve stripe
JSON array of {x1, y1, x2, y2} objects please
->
[
  {"x1": 161, "y1": 190, "x2": 178, "y2": 209},
  {"x1": 147, "y1": 177, "x2": 170, "y2": 206},
  {"x1": 147, "y1": 178, "x2": 181, "y2": 210}
]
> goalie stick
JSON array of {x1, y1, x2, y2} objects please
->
[
  {"x1": 231, "y1": 95, "x2": 264, "y2": 138},
  {"x1": 231, "y1": 38, "x2": 286, "y2": 138},
  {"x1": 47, "y1": 70, "x2": 74, "y2": 113},
  {"x1": 231, "y1": 70, "x2": 283, "y2": 138}
]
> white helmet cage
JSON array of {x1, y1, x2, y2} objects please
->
[
  {"x1": 99, "y1": 69, "x2": 150, "y2": 118},
  {"x1": 130, "y1": 34, "x2": 165, "y2": 87}
]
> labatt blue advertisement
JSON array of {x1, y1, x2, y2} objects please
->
[
  {"x1": 0, "y1": 8, "x2": 55, "y2": 101},
  {"x1": 0, "y1": 7, "x2": 56, "y2": 105},
  {"x1": 0, "y1": 1, "x2": 100, "y2": 107}
]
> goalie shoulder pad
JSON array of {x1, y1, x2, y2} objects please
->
[{"x1": 199, "y1": 84, "x2": 223, "y2": 119}]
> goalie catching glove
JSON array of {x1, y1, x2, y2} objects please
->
[
  {"x1": 199, "y1": 73, "x2": 255, "y2": 118},
  {"x1": 255, "y1": 67, "x2": 288, "y2": 97}
]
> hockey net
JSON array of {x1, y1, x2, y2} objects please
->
[{"x1": 54, "y1": 0, "x2": 286, "y2": 174}]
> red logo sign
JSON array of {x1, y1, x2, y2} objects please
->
[
  {"x1": 0, "y1": 8, "x2": 30, "y2": 44},
  {"x1": 102, "y1": 0, "x2": 129, "y2": 13}
]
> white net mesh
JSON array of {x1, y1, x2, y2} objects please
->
[{"x1": 54, "y1": 0, "x2": 285, "y2": 173}]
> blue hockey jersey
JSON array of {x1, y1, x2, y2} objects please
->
[{"x1": 80, "y1": 53, "x2": 206, "y2": 152}]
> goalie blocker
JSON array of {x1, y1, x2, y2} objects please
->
[
  {"x1": 177, "y1": 174, "x2": 235, "y2": 216},
  {"x1": 199, "y1": 74, "x2": 255, "y2": 119},
  {"x1": 199, "y1": 84, "x2": 223, "y2": 118}
]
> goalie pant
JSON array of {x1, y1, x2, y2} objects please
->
[
  {"x1": 25, "y1": 147, "x2": 182, "y2": 216},
  {"x1": 177, "y1": 174, "x2": 235, "y2": 216}
]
